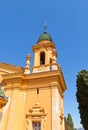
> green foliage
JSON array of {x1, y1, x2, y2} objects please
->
[
  {"x1": 66, "y1": 114, "x2": 75, "y2": 130},
  {"x1": 76, "y1": 70, "x2": 88, "y2": 130}
]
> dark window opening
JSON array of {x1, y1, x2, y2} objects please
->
[
  {"x1": 37, "y1": 88, "x2": 39, "y2": 94},
  {"x1": 40, "y1": 52, "x2": 45, "y2": 65},
  {"x1": 32, "y1": 122, "x2": 41, "y2": 130}
]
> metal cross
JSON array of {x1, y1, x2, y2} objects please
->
[{"x1": 44, "y1": 21, "x2": 47, "y2": 32}]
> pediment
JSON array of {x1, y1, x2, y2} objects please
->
[{"x1": 0, "y1": 62, "x2": 23, "y2": 75}]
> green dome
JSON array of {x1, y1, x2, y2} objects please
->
[{"x1": 38, "y1": 32, "x2": 52, "y2": 42}]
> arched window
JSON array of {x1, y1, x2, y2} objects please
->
[{"x1": 40, "y1": 52, "x2": 45, "y2": 65}]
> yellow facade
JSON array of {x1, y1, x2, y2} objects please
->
[{"x1": 0, "y1": 31, "x2": 66, "y2": 130}]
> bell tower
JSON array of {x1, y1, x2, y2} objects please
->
[
  {"x1": 0, "y1": 30, "x2": 66, "y2": 130},
  {"x1": 28, "y1": 31, "x2": 67, "y2": 130},
  {"x1": 32, "y1": 31, "x2": 58, "y2": 73}
]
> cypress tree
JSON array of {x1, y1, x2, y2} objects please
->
[
  {"x1": 76, "y1": 70, "x2": 88, "y2": 130},
  {"x1": 66, "y1": 114, "x2": 75, "y2": 130}
]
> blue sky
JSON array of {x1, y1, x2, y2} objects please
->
[{"x1": 0, "y1": 0, "x2": 88, "y2": 128}]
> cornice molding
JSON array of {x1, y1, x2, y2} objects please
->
[
  {"x1": 1, "y1": 69, "x2": 66, "y2": 93},
  {"x1": 0, "y1": 62, "x2": 24, "y2": 74},
  {"x1": 32, "y1": 40, "x2": 55, "y2": 51}
]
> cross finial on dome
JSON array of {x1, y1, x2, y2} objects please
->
[{"x1": 43, "y1": 21, "x2": 47, "y2": 32}]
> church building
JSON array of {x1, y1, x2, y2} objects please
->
[{"x1": 0, "y1": 30, "x2": 66, "y2": 130}]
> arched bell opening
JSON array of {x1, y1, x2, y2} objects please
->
[{"x1": 40, "y1": 51, "x2": 45, "y2": 65}]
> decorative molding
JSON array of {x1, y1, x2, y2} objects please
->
[
  {"x1": 60, "y1": 107, "x2": 64, "y2": 124},
  {"x1": 26, "y1": 101, "x2": 47, "y2": 119}
]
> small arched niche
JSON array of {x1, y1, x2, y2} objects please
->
[{"x1": 40, "y1": 51, "x2": 45, "y2": 65}]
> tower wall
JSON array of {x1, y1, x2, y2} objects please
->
[{"x1": 25, "y1": 87, "x2": 52, "y2": 130}]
